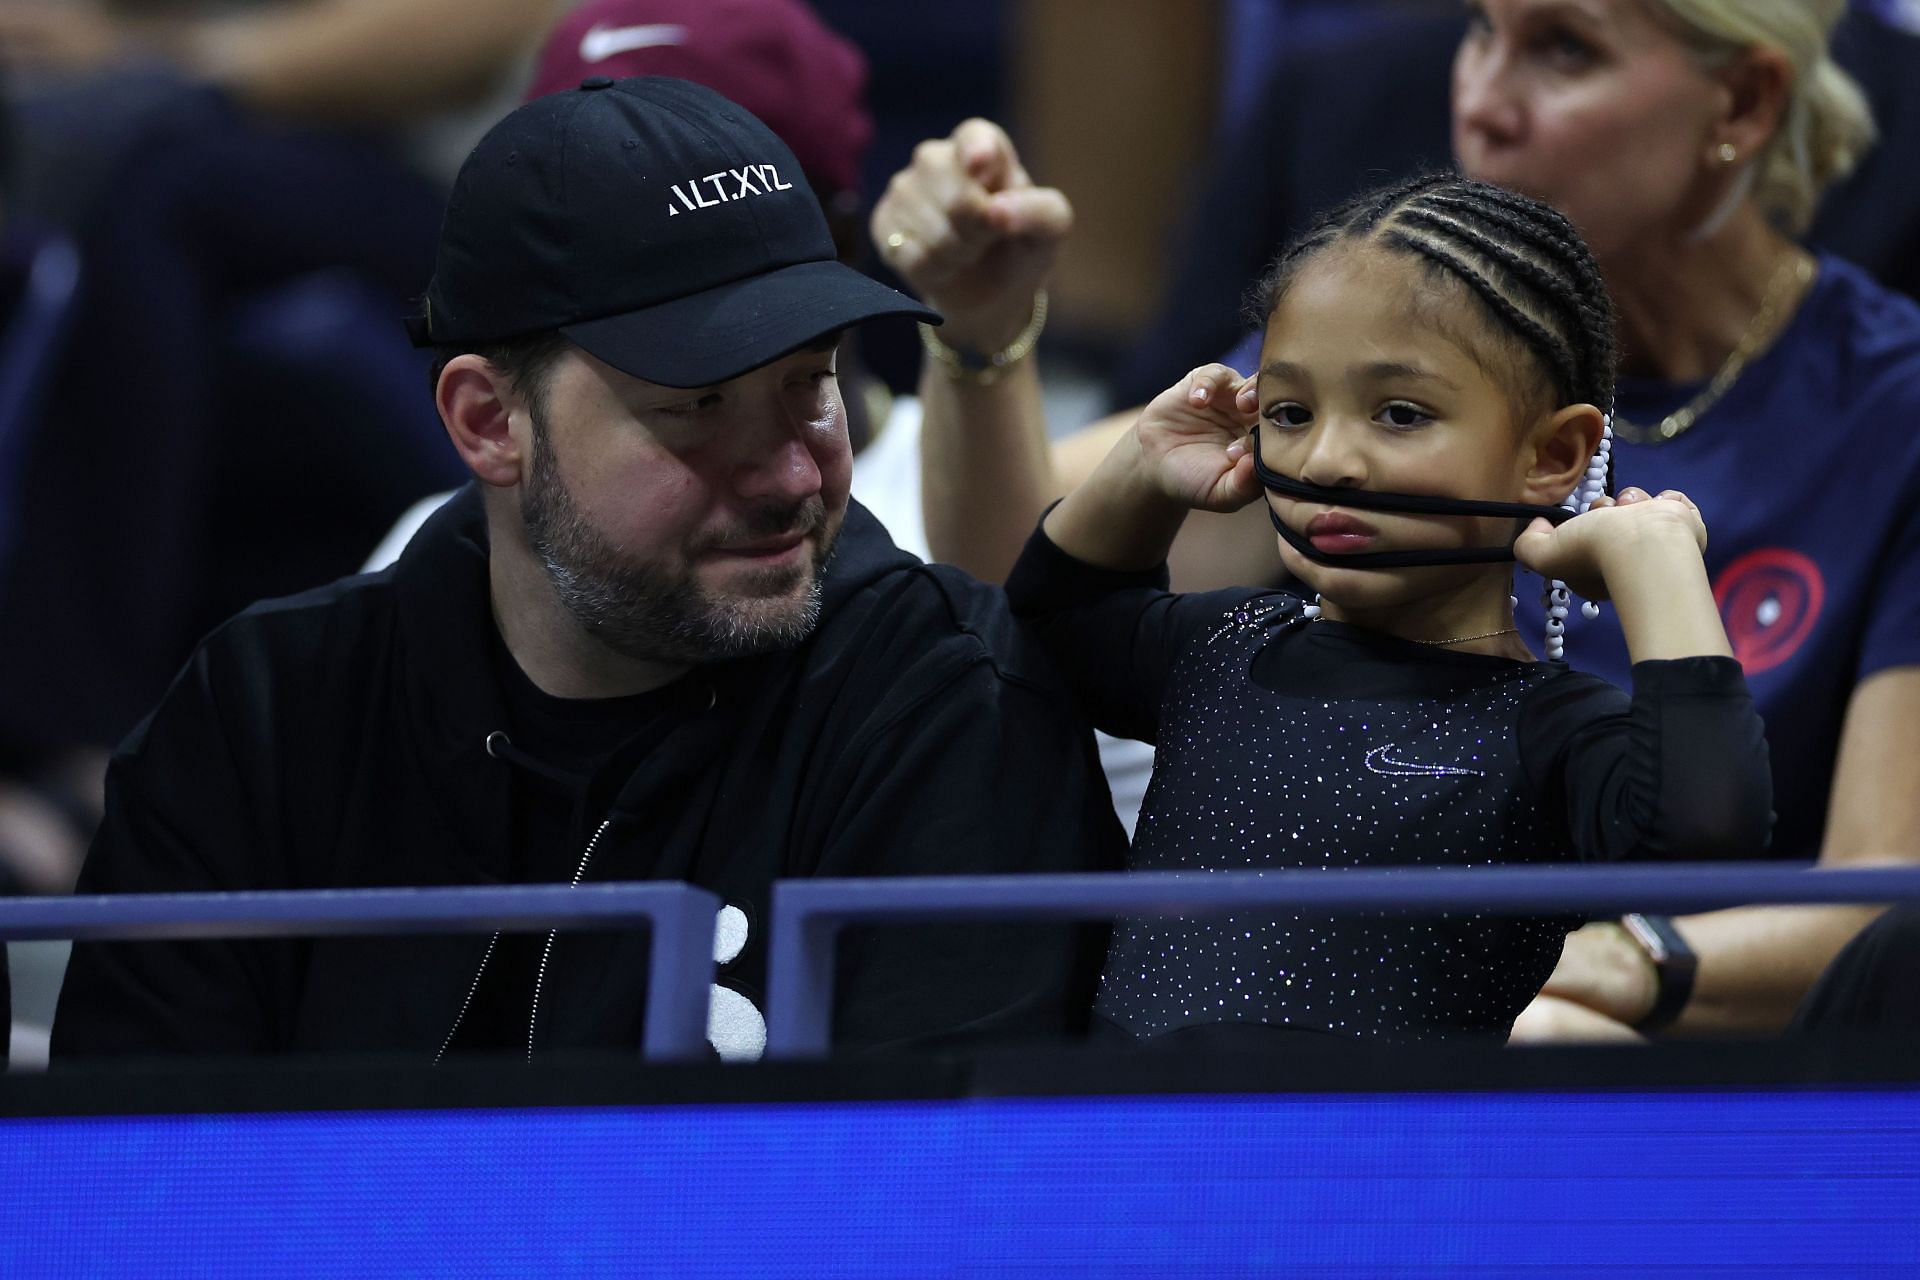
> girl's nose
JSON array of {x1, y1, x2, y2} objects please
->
[{"x1": 1297, "y1": 421, "x2": 1369, "y2": 491}]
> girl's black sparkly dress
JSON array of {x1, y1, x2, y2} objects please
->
[{"x1": 1006, "y1": 527, "x2": 1773, "y2": 1044}]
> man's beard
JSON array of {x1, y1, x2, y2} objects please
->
[{"x1": 520, "y1": 423, "x2": 835, "y2": 665}]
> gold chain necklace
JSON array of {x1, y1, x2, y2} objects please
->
[
  {"x1": 1411, "y1": 626, "x2": 1518, "y2": 647},
  {"x1": 1311, "y1": 616, "x2": 1519, "y2": 647},
  {"x1": 1612, "y1": 254, "x2": 1814, "y2": 445}
]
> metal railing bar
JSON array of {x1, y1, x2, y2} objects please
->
[
  {"x1": 0, "y1": 883, "x2": 717, "y2": 943},
  {"x1": 0, "y1": 882, "x2": 722, "y2": 1061},
  {"x1": 764, "y1": 863, "x2": 1920, "y2": 1058},
  {"x1": 772, "y1": 863, "x2": 1920, "y2": 923}
]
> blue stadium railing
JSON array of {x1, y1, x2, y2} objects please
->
[
  {"x1": 764, "y1": 863, "x2": 1920, "y2": 1056},
  {"x1": 7, "y1": 865, "x2": 1920, "y2": 1062},
  {"x1": 0, "y1": 883, "x2": 720, "y2": 1060}
]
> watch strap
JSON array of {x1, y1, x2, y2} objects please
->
[{"x1": 1620, "y1": 912, "x2": 1697, "y2": 1034}]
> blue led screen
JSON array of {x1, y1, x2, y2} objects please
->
[{"x1": 2, "y1": 1089, "x2": 1917, "y2": 1276}]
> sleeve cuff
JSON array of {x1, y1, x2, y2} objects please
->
[{"x1": 1626, "y1": 655, "x2": 1752, "y2": 698}]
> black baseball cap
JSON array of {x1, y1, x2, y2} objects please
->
[{"x1": 411, "y1": 75, "x2": 937, "y2": 387}]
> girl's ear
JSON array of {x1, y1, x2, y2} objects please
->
[
  {"x1": 1522, "y1": 403, "x2": 1605, "y2": 506},
  {"x1": 437, "y1": 355, "x2": 527, "y2": 488}
]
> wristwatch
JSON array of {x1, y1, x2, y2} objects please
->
[{"x1": 1619, "y1": 913, "x2": 1698, "y2": 1034}]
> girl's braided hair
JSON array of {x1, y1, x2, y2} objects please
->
[{"x1": 1248, "y1": 173, "x2": 1619, "y2": 659}]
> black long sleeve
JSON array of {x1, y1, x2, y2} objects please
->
[
  {"x1": 1519, "y1": 656, "x2": 1773, "y2": 861},
  {"x1": 1004, "y1": 520, "x2": 1263, "y2": 744}
]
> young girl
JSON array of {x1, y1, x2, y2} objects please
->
[{"x1": 1005, "y1": 174, "x2": 1773, "y2": 1046}]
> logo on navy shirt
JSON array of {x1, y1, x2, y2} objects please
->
[{"x1": 1714, "y1": 548, "x2": 1825, "y2": 675}]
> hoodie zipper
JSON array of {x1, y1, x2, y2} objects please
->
[
  {"x1": 525, "y1": 816, "x2": 614, "y2": 1063},
  {"x1": 433, "y1": 815, "x2": 614, "y2": 1065},
  {"x1": 434, "y1": 931, "x2": 500, "y2": 1065}
]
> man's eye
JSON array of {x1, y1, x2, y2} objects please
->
[
  {"x1": 659, "y1": 394, "x2": 721, "y2": 417},
  {"x1": 1381, "y1": 401, "x2": 1432, "y2": 429},
  {"x1": 1267, "y1": 403, "x2": 1312, "y2": 428}
]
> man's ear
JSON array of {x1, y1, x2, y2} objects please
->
[
  {"x1": 1710, "y1": 43, "x2": 1792, "y2": 170},
  {"x1": 1522, "y1": 403, "x2": 1605, "y2": 506},
  {"x1": 437, "y1": 355, "x2": 527, "y2": 488}
]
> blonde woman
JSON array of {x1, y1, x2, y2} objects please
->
[
  {"x1": 875, "y1": 0, "x2": 1920, "y2": 1042},
  {"x1": 1454, "y1": 0, "x2": 1916, "y2": 1043}
]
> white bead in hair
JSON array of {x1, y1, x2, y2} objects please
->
[
  {"x1": 1543, "y1": 583, "x2": 1571, "y2": 661},
  {"x1": 1542, "y1": 414, "x2": 1615, "y2": 660}
]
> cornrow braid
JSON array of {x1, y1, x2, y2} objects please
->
[
  {"x1": 1428, "y1": 195, "x2": 1620, "y2": 418},
  {"x1": 1385, "y1": 220, "x2": 1585, "y2": 405},
  {"x1": 1247, "y1": 172, "x2": 1620, "y2": 660},
  {"x1": 1247, "y1": 173, "x2": 1451, "y2": 326},
  {"x1": 1401, "y1": 203, "x2": 1585, "y2": 331},
  {"x1": 1421, "y1": 192, "x2": 1591, "y2": 298},
  {"x1": 1418, "y1": 186, "x2": 1618, "y2": 409}
]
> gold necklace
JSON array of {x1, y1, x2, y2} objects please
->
[
  {"x1": 1411, "y1": 626, "x2": 1518, "y2": 647},
  {"x1": 1612, "y1": 254, "x2": 1814, "y2": 445},
  {"x1": 1311, "y1": 616, "x2": 1520, "y2": 647}
]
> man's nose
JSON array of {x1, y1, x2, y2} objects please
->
[{"x1": 731, "y1": 412, "x2": 825, "y2": 504}]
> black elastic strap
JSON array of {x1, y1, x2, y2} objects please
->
[{"x1": 1250, "y1": 424, "x2": 1574, "y2": 569}]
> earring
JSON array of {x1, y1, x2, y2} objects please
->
[{"x1": 1716, "y1": 142, "x2": 1738, "y2": 165}]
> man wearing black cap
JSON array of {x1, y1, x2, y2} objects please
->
[{"x1": 52, "y1": 78, "x2": 1123, "y2": 1062}]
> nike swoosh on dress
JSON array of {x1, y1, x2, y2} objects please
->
[{"x1": 1363, "y1": 743, "x2": 1486, "y2": 779}]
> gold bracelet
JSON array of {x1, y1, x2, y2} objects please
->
[{"x1": 917, "y1": 289, "x2": 1048, "y2": 385}]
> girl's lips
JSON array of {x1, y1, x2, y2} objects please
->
[
  {"x1": 1304, "y1": 511, "x2": 1378, "y2": 554},
  {"x1": 1309, "y1": 532, "x2": 1376, "y2": 554}
]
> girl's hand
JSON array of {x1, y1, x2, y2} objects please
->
[
  {"x1": 1129, "y1": 364, "x2": 1262, "y2": 513},
  {"x1": 1512, "y1": 487, "x2": 1708, "y2": 602}
]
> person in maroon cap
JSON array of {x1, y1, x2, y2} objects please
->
[
  {"x1": 529, "y1": 0, "x2": 871, "y2": 232},
  {"x1": 53, "y1": 78, "x2": 1124, "y2": 1065}
]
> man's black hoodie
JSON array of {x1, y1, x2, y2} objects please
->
[{"x1": 53, "y1": 488, "x2": 1124, "y2": 1060}]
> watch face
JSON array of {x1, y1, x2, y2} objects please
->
[
  {"x1": 1622, "y1": 914, "x2": 1672, "y2": 964},
  {"x1": 1623, "y1": 914, "x2": 1699, "y2": 975}
]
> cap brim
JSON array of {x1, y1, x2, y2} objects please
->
[{"x1": 560, "y1": 259, "x2": 939, "y2": 388}]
